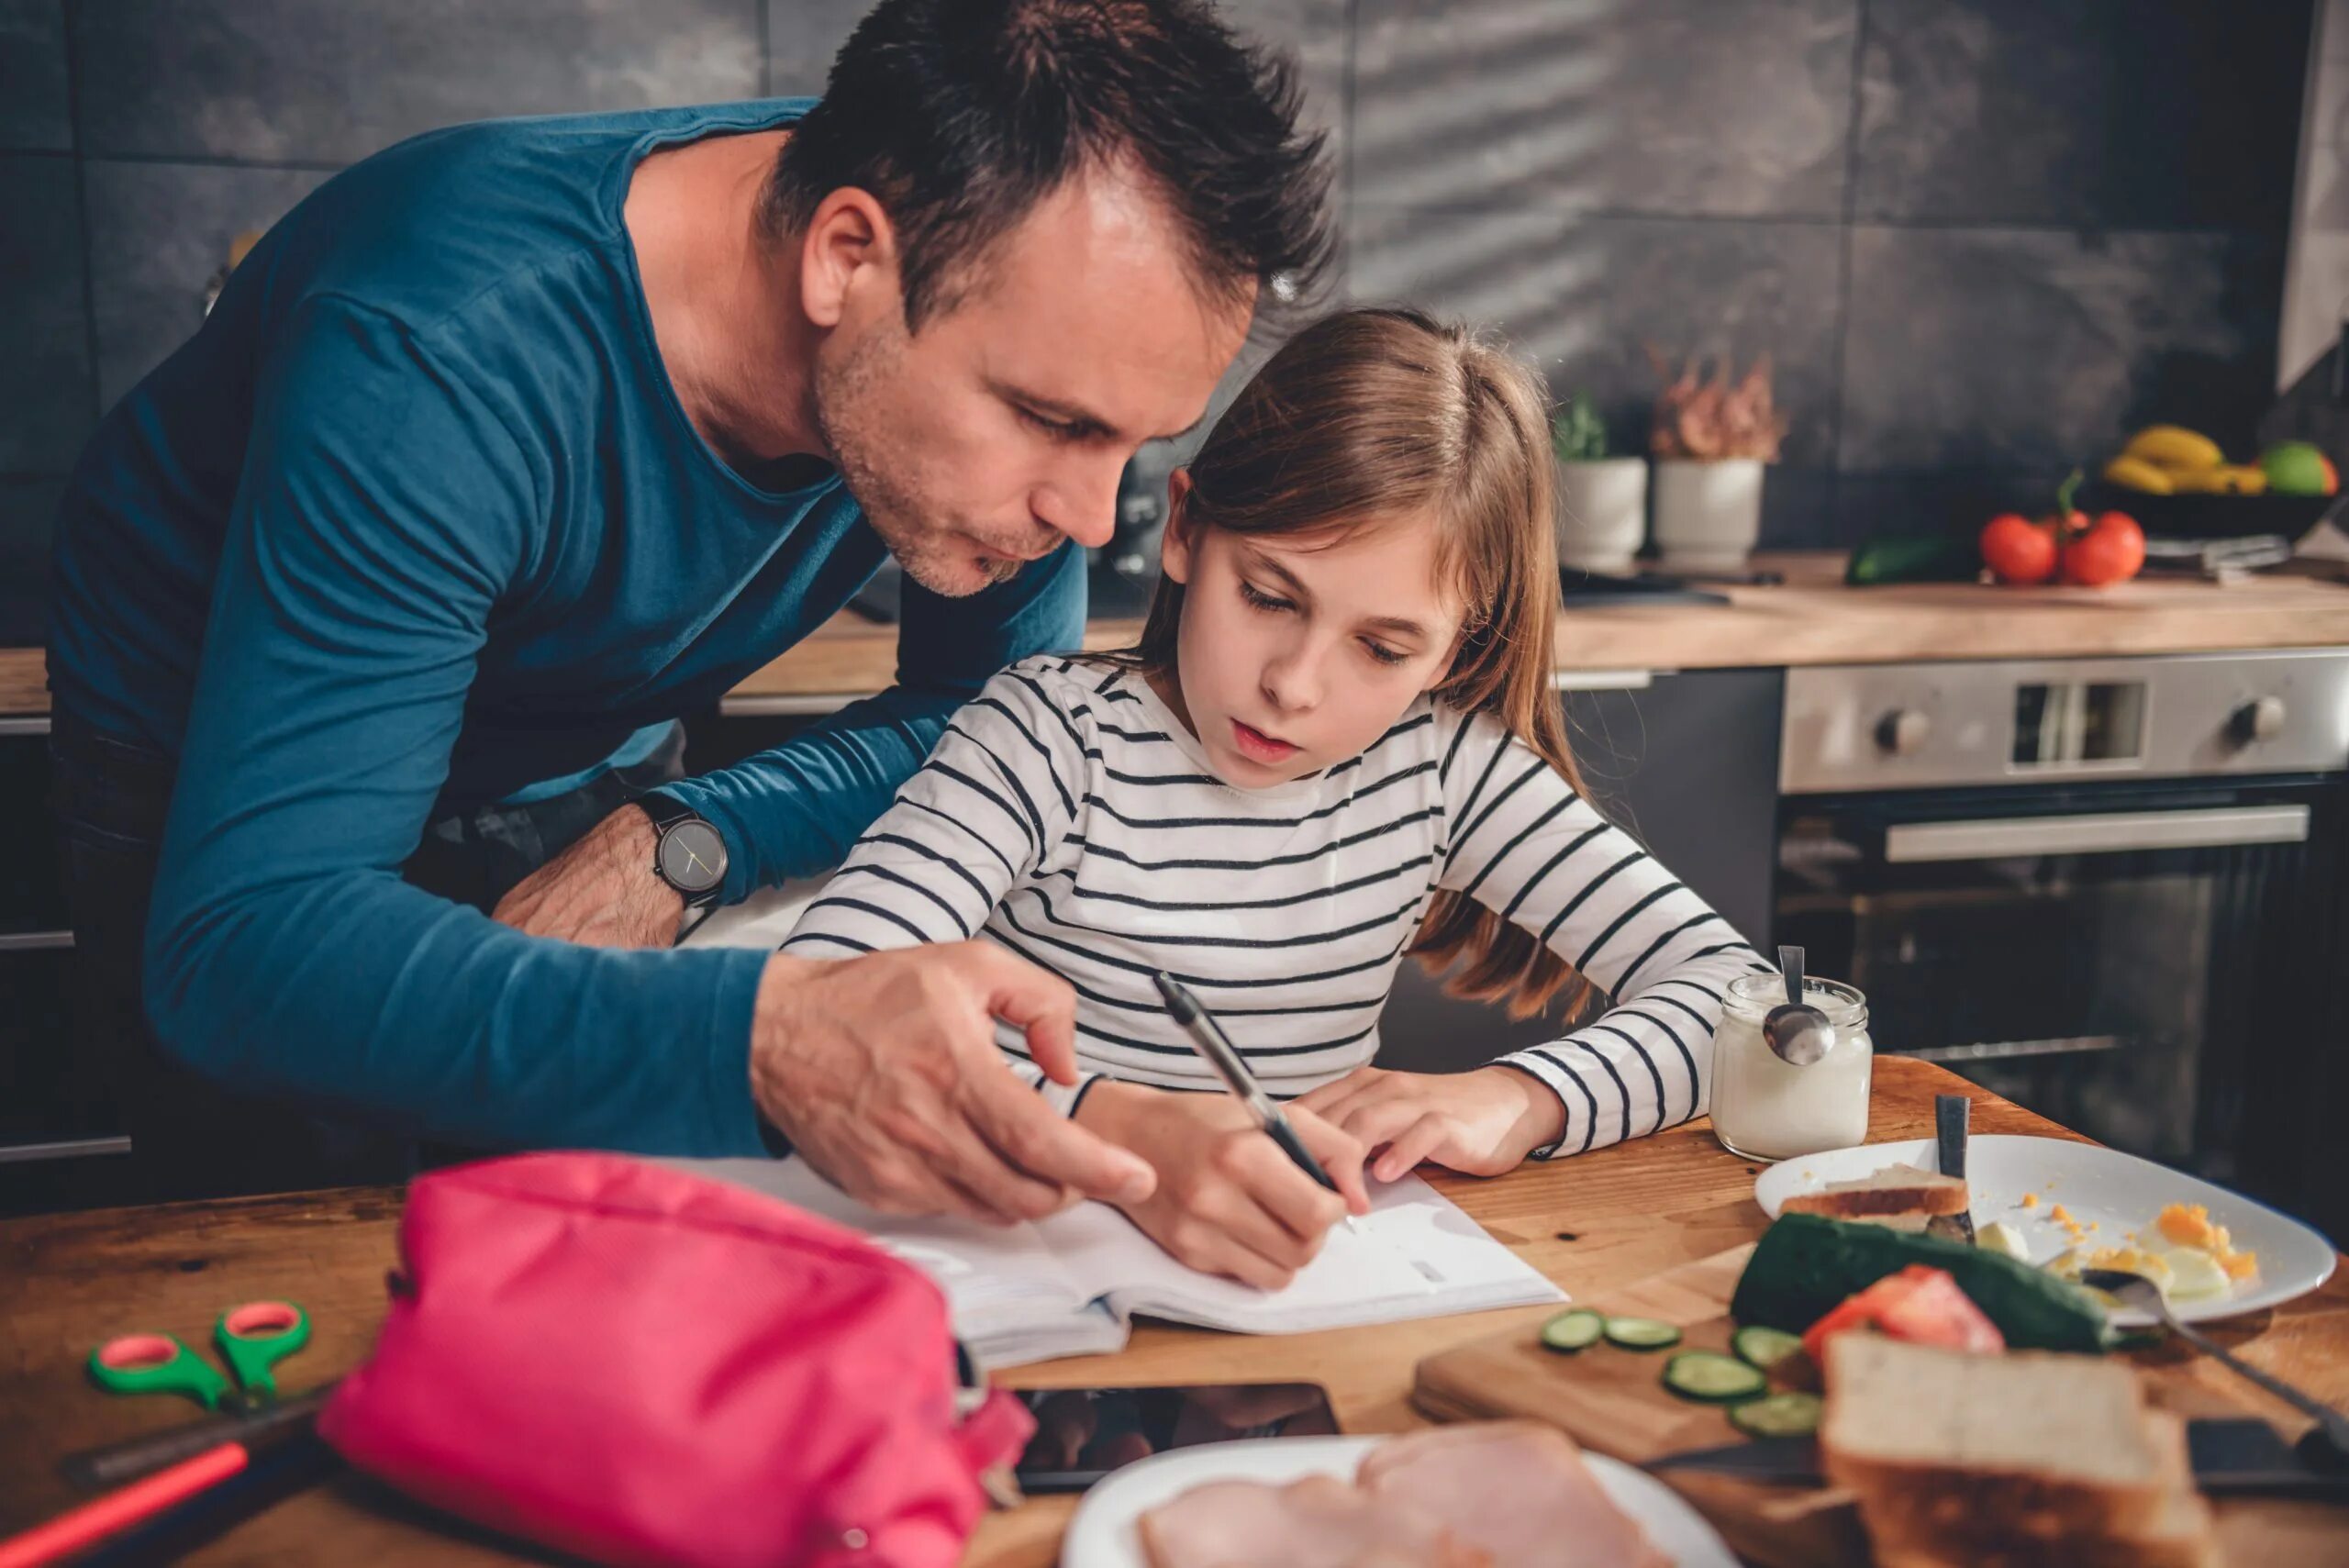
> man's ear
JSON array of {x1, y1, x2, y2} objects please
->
[
  {"x1": 798, "y1": 187, "x2": 896, "y2": 330},
  {"x1": 1159, "y1": 469, "x2": 1197, "y2": 584}
]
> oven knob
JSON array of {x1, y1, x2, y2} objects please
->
[
  {"x1": 2231, "y1": 695, "x2": 2287, "y2": 745},
  {"x1": 1876, "y1": 708, "x2": 1931, "y2": 756}
]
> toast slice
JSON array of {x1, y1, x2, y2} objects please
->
[
  {"x1": 1781, "y1": 1162, "x2": 1968, "y2": 1231},
  {"x1": 1855, "y1": 1411, "x2": 2219, "y2": 1568},
  {"x1": 1820, "y1": 1336, "x2": 2174, "y2": 1537}
]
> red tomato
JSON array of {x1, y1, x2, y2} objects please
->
[
  {"x1": 1800, "y1": 1292, "x2": 1880, "y2": 1366},
  {"x1": 2062, "y1": 511, "x2": 2145, "y2": 587},
  {"x1": 1871, "y1": 1266, "x2": 2006, "y2": 1354},
  {"x1": 1979, "y1": 513, "x2": 2057, "y2": 584},
  {"x1": 1800, "y1": 1264, "x2": 2006, "y2": 1368}
]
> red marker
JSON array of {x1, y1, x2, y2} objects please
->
[{"x1": 0, "y1": 1440, "x2": 247, "y2": 1568}]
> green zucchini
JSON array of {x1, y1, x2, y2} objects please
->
[
  {"x1": 1731, "y1": 1325, "x2": 1805, "y2": 1373},
  {"x1": 1843, "y1": 535, "x2": 1982, "y2": 585},
  {"x1": 1661, "y1": 1351, "x2": 1765, "y2": 1403},
  {"x1": 1540, "y1": 1308, "x2": 1606, "y2": 1353},
  {"x1": 1728, "y1": 1391, "x2": 1822, "y2": 1438},
  {"x1": 1730, "y1": 1214, "x2": 2112, "y2": 1352},
  {"x1": 1602, "y1": 1316, "x2": 1683, "y2": 1351}
]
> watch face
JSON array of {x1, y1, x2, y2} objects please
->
[{"x1": 657, "y1": 819, "x2": 728, "y2": 895}]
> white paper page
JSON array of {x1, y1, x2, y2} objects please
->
[
  {"x1": 1052, "y1": 1175, "x2": 1565, "y2": 1334},
  {"x1": 664, "y1": 1157, "x2": 1093, "y2": 1335}
]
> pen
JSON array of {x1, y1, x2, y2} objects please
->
[{"x1": 1152, "y1": 971, "x2": 1362, "y2": 1235}]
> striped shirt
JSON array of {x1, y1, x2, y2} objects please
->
[{"x1": 783, "y1": 656, "x2": 1772, "y2": 1158}]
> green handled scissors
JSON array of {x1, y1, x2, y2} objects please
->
[{"x1": 87, "y1": 1300, "x2": 312, "y2": 1412}]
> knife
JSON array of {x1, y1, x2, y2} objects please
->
[
  {"x1": 1926, "y1": 1093, "x2": 1976, "y2": 1245},
  {"x1": 1643, "y1": 1419, "x2": 2349, "y2": 1496}
]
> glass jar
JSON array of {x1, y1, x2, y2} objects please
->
[{"x1": 1709, "y1": 974, "x2": 1872, "y2": 1162}]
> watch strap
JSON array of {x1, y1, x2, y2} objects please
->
[{"x1": 635, "y1": 789, "x2": 696, "y2": 832}]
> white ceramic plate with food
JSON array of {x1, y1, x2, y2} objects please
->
[
  {"x1": 1059, "y1": 1433, "x2": 1737, "y2": 1568},
  {"x1": 1753, "y1": 1134, "x2": 2336, "y2": 1327}
]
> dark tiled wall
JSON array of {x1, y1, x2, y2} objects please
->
[{"x1": 0, "y1": 0, "x2": 2313, "y2": 640}]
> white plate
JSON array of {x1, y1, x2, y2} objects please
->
[
  {"x1": 1059, "y1": 1433, "x2": 1737, "y2": 1568},
  {"x1": 1753, "y1": 1134, "x2": 2336, "y2": 1327}
]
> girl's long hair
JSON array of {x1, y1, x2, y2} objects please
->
[{"x1": 1114, "y1": 306, "x2": 1591, "y2": 1019}]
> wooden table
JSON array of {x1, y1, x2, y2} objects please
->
[{"x1": 3, "y1": 1058, "x2": 2342, "y2": 1566}]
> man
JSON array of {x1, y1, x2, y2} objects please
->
[{"x1": 44, "y1": 0, "x2": 1332, "y2": 1214}]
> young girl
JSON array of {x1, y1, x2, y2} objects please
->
[{"x1": 785, "y1": 307, "x2": 1770, "y2": 1286}]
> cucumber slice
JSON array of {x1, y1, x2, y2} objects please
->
[
  {"x1": 1603, "y1": 1316, "x2": 1683, "y2": 1351},
  {"x1": 1540, "y1": 1308, "x2": 1606, "y2": 1353},
  {"x1": 1731, "y1": 1325, "x2": 1804, "y2": 1373},
  {"x1": 1662, "y1": 1351, "x2": 1766, "y2": 1403},
  {"x1": 1727, "y1": 1391, "x2": 1822, "y2": 1438}
]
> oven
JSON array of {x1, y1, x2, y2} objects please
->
[{"x1": 1774, "y1": 651, "x2": 2349, "y2": 1242}]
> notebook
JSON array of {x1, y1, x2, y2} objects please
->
[{"x1": 670, "y1": 1158, "x2": 1566, "y2": 1368}]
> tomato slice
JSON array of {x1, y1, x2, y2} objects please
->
[
  {"x1": 1799, "y1": 1264, "x2": 2006, "y2": 1366},
  {"x1": 1872, "y1": 1265, "x2": 2006, "y2": 1354}
]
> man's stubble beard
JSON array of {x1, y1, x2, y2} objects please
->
[{"x1": 811, "y1": 322, "x2": 1022, "y2": 595}]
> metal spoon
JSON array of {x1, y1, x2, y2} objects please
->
[
  {"x1": 2078, "y1": 1267, "x2": 2349, "y2": 1464},
  {"x1": 1762, "y1": 944, "x2": 1834, "y2": 1066}
]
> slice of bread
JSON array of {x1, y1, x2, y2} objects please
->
[
  {"x1": 1820, "y1": 1336, "x2": 2173, "y2": 1536},
  {"x1": 1781, "y1": 1161, "x2": 1969, "y2": 1230},
  {"x1": 1854, "y1": 1412, "x2": 2220, "y2": 1568},
  {"x1": 1821, "y1": 1338, "x2": 2221, "y2": 1568}
]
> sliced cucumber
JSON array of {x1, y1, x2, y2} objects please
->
[
  {"x1": 1727, "y1": 1391, "x2": 1822, "y2": 1438},
  {"x1": 1731, "y1": 1325, "x2": 1804, "y2": 1373},
  {"x1": 1662, "y1": 1351, "x2": 1766, "y2": 1404},
  {"x1": 1602, "y1": 1316, "x2": 1683, "y2": 1351},
  {"x1": 1540, "y1": 1308, "x2": 1606, "y2": 1353}
]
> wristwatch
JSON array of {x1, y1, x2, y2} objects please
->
[{"x1": 637, "y1": 793, "x2": 729, "y2": 908}]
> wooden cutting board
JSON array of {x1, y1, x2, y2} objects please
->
[{"x1": 1412, "y1": 1246, "x2": 2349, "y2": 1568}]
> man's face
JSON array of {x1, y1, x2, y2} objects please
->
[{"x1": 812, "y1": 170, "x2": 1254, "y2": 596}]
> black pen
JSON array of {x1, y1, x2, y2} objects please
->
[{"x1": 1152, "y1": 971, "x2": 1361, "y2": 1233}]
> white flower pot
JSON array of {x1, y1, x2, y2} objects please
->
[
  {"x1": 1554, "y1": 458, "x2": 1649, "y2": 574},
  {"x1": 1652, "y1": 458, "x2": 1765, "y2": 573}
]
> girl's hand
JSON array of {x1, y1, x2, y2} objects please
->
[
  {"x1": 1296, "y1": 1065, "x2": 1566, "y2": 1181},
  {"x1": 1075, "y1": 1083, "x2": 1371, "y2": 1290}
]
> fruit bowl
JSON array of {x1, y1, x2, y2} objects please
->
[{"x1": 2077, "y1": 484, "x2": 2334, "y2": 541}]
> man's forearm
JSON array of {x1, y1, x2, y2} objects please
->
[
  {"x1": 659, "y1": 682, "x2": 960, "y2": 899},
  {"x1": 146, "y1": 867, "x2": 774, "y2": 1155}
]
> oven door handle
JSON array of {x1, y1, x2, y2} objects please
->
[{"x1": 1883, "y1": 805, "x2": 2310, "y2": 862}]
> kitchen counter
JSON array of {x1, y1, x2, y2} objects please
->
[
  {"x1": 726, "y1": 552, "x2": 2349, "y2": 710},
  {"x1": 8, "y1": 554, "x2": 2349, "y2": 719}
]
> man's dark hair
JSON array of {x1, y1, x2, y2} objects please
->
[{"x1": 763, "y1": 0, "x2": 1335, "y2": 328}]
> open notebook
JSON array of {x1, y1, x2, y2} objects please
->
[{"x1": 671, "y1": 1158, "x2": 1565, "y2": 1368}]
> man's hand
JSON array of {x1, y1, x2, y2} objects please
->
[
  {"x1": 750, "y1": 942, "x2": 1157, "y2": 1224},
  {"x1": 1295, "y1": 1064, "x2": 1566, "y2": 1181},
  {"x1": 494, "y1": 806, "x2": 684, "y2": 947},
  {"x1": 1074, "y1": 1081, "x2": 1370, "y2": 1290}
]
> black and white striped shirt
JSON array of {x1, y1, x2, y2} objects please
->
[{"x1": 784, "y1": 656, "x2": 1771, "y2": 1158}]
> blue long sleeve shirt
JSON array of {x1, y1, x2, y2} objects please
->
[{"x1": 45, "y1": 100, "x2": 1085, "y2": 1156}]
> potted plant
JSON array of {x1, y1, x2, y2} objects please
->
[
  {"x1": 1647, "y1": 350, "x2": 1787, "y2": 572},
  {"x1": 1552, "y1": 392, "x2": 1648, "y2": 575}
]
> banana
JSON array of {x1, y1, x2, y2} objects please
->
[
  {"x1": 2124, "y1": 425, "x2": 2223, "y2": 471},
  {"x1": 2101, "y1": 455, "x2": 2176, "y2": 494},
  {"x1": 2169, "y1": 463, "x2": 2267, "y2": 495}
]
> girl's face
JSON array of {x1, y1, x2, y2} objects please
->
[{"x1": 1156, "y1": 475, "x2": 1466, "y2": 788}]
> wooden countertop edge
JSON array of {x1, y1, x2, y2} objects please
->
[{"x1": 11, "y1": 556, "x2": 2349, "y2": 717}]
